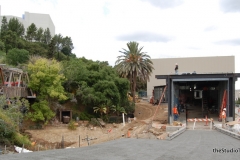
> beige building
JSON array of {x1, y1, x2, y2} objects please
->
[
  {"x1": 149, "y1": 56, "x2": 240, "y2": 123},
  {"x1": 0, "y1": 9, "x2": 55, "y2": 36},
  {"x1": 147, "y1": 56, "x2": 235, "y2": 98}
]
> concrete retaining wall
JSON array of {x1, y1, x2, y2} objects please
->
[
  {"x1": 166, "y1": 126, "x2": 182, "y2": 132},
  {"x1": 167, "y1": 126, "x2": 186, "y2": 140},
  {"x1": 215, "y1": 126, "x2": 240, "y2": 140}
]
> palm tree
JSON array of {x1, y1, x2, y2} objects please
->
[
  {"x1": 115, "y1": 41, "x2": 154, "y2": 103},
  {"x1": 93, "y1": 104, "x2": 107, "y2": 118},
  {"x1": 110, "y1": 105, "x2": 126, "y2": 116}
]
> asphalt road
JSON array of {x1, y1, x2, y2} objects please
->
[{"x1": 1, "y1": 130, "x2": 239, "y2": 160}]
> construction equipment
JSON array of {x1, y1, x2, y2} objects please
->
[{"x1": 218, "y1": 90, "x2": 227, "y2": 121}]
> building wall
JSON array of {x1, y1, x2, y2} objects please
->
[
  {"x1": 0, "y1": 11, "x2": 55, "y2": 36},
  {"x1": 147, "y1": 56, "x2": 235, "y2": 98},
  {"x1": 24, "y1": 12, "x2": 55, "y2": 36}
]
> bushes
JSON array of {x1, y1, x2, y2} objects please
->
[
  {"x1": 0, "y1": 115, "x2": 30, "y2": 147},
  {"x1": 124, "y1": 102, "x2": 135, "y2": 114},
  {"x1": 0, "y1": 119, "x2": 15, "y2": 144},
  {"x1": 12, "y1": 132, "x2": 31, "y2": 147},
  {"x1": 72, "y1": 111, "x2": 93, "y2": 121},
  {"x1": 0, "y1": 96, "x2": 31, "y2": 146},
  {"x1": 6, "y1": 48, "x2": 29, "y2": 66},
  {"x1": 68, "y1": 120, "x2": 77, "y2": 130}
]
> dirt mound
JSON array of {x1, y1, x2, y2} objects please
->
[{"x1": 134, "y1": 101, "x2": 168, "y2": 122}]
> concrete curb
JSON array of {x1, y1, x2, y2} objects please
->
[
  {"x1": 167, "y1": 126, "x2": 186, "y2": 140},
  {"x1": 215, "y1": 126, "x2": 240, "y2": 140}
]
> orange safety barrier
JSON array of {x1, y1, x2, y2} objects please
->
[
  {"x1": 187, "y1": 118, "x2": 212, "y2": 122},
  {"x1": 188, "y1": 118, "x2": 213, "y2": 130}
]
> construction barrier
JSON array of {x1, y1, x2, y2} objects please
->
[
  {"x1": 187, "y1": 117, "x2": 213, "y2": 130},
  {"x1": 187, "y1": 118, "x2": 212, "y2": 122}
]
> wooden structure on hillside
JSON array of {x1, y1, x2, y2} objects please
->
[{"x1": 0, "y1": 64, "x2": 36, "y2": 98}]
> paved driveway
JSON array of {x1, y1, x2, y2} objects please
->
[{"x1": 1, "y1": 130, "x2": 239, "y2": 160}]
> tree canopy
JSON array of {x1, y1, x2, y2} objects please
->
[
  {"x1": 27, "y1": 58, "x2": 67, "y2": 124},
  {"x1": 61, "y1": 58, "x2": 130, "y2": 115},
  {"x1": 0, "y1": 16, "x2": 75, "y2": 61},
  {"x1": 25, "y1": 23, "x2": 37, "y2": 41},
  {"x1": 6, "y1": 48, "x2": 29, "y2": 66}
]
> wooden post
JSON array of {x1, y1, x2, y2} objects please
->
[{"x1": 87, "y1": 135, "x2": 90, "y2": 146}]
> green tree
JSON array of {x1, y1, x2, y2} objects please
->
[
  {"x1": 53, "y1": 51, "x2": 67, "y2": 61},
  {"x1": 27, "y1": 58, "x2": 67, "y2": 124},
  {"x1": 6, "y1": 48, "x2": 29, "y2": 66},
  {"x1": 62, "y1": 58, "x2": 129, "y2": 113},
  {"x1": 27, "y1": 100, "x2": 55, "y2": 124},
  {"x1": 53, "y1": 34, "x2": 63, "y2": 60},
  {"x1": 0, "y1": 40, "x2": 5, "y2": 51},
  {"x1": 35, "y1": 27, "x2": 44, "y2": 42},
  {"x1": 47, "y1": 37, "x2": 56, "y2": 59},
  {"x1": 16, "y1": 38, "x2": 26, "y2": 50},
  {"x1": 61, "y1": 36, "x2": 74, "y2": 56},
  {"x1": 1, "y1": 30, "x2": 17, "y2": 53},
  {"x1": 42, "y1": 28, "x2": 52, "y2": 45},
  {"x1": 8, "y1": 17, "x2": 25, "y2": 37},
  {"x1": 25, "y1": 41, "x2": 48, "y2": 56},
  {"x1": 115, "y1": 41, "x2": 154, "y2": 103},
  {"x1": 0, "y1": 16, "x2": 8, "y2": 38},
  {"x1": 25, "y1": 23, "x2": 37, "y2": 42}
]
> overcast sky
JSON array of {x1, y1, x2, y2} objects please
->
[{"x1": 1, "y1": 0, "x2": 240, "y2": 88}]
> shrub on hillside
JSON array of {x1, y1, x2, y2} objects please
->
[
  {"x1": 68, "y1": 120, "x2": 77, "y2": 130},
  {"x1": 12, "y1": 132, "x2": 31, "y2": 147}
]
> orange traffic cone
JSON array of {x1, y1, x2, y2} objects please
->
[{"x1": 127, "y1": 130, "x2": 131, "y2": 138}]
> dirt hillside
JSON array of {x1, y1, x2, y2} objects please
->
[{"x1": 14, "y1": 101, "x2": 169, "y2": 151}]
